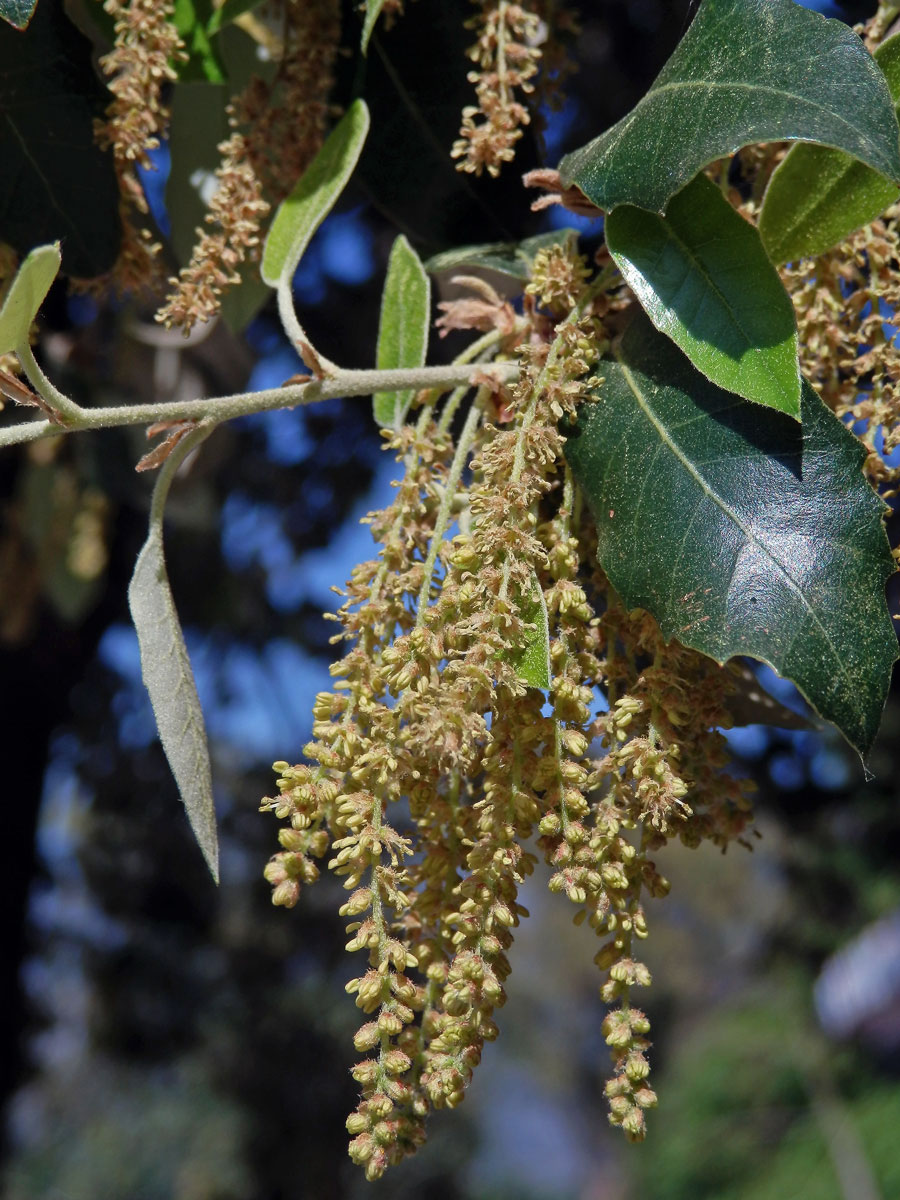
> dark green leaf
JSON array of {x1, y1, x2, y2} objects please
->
[
  {"x1": 167, "y1": 82, "x2": 229, "y2": 268},
  {"x1": 564, "y1": 313, "x2": 896, "y2": 761},
  {"x1": 426, "y1": 229, "x2": 579, "y2": 282},
  {"x1": 0, "y1": 241, "x2": 59, "y2": 354},
  {"x1": 335, "y1": 0, "x2": 540, "y2": 253},
  {"x1": 558, "y1": 0, "x2": 900, "y2": 216},
  {"x1": 0, "y1": 0, "x2": 37, "y2": 30},
  {"x1": 173, "y1": 0, "x2": 226, "y2": 82},
  {"x1": 374, "y1": 236, "x2": 430, "y2": 430},
  {"x1": 606, "y1": 173, "x2": 800, "y2": 416},
  {"x1": 0, "y1": 3, "x2": 121, "y2": 277},
  {"x1": 760, "y1": 34, "x2": 900, "y2": 263},
  {"x1": 128, "y1": 430, "x2": 219, "y2": 882},
  {"x1": 262, "y1": 100, "x2": 370, "y2": 287},
  {"x1": 509, "y1": 571, "x2": 551, "y2": 690}
]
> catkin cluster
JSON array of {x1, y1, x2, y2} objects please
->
[{"x1": 261, "y1": 243, "x2": 756, "y2": 1176}]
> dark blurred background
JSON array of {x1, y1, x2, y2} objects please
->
[{"x1": 3, "y1": 1, "x2": 900, "y2": 1197}]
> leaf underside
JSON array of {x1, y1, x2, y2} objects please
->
[
  {"x1": 361, "y1": 0, "x2": 388, "y2": 52},
  {"x1": 606, "y1": 173, "x2": 800, "y2": 416},
  {"x1": 261, "y1": 99, "x2": 370, "y2": 287},
  {"x1": 760, "y1": 33, "x2": 900, "y2": 264},
  {"x1": 0, "y1": 241, "x2": 60, "y2": 354},
  {"x1": 374, "y1": 235, "x2": 431, "y2": 430},
  {"x1": 563, "y1": 313, "x2": 897, "y2": 761},
  {"x1": 558, "y1": 0, "x2": 900, "y2": 216},
  {"x1": 425, "y1": 229, "x2": 579, "y2": 282},
  {"x1": 128, "y1": 528, "x2": 219, "y2": 882}
]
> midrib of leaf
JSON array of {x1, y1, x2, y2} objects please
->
[
  {"x1": 617, "y1": 359, "x2": 851, "y2": 700},
  {"x1": 602, "y1": 79, "x2": 891, "y2": 191},
  {"x1": 635, "y1": 214, "x2": 795, "y2": 405}
]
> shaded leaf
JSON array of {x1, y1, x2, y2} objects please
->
[
  {"x1": 426, "y1": 229, "x2": 579, "y2": 282},
  {"x1": 0, "y1": 0, "x2": 36, "y2": 30},
  {"x1": 0, "y1": 241, "x2": 59, "y2": 354},
  {"x1": 173, "y1": 0, "x2": 226, "y2": 82},
  {"x1": 374, "y1": 236, "x2": 430, "y2": 429},
  {"x1": 334, "y1": 0, "x2": 539, "y2": 253},
  {"x1": 563, "y1": 313, "x2": 896, "y2": 761},
  {"x1": 207, "y1": 0, "x2": 264, "y2": 35},
  {"x1": 128, "y1": 430, "x2": 219, "y2": 882},
  {"x1": 165, "y1": 28, "x2": 275, "y2": 331},
  {"x1": 558, "y1": 0, "x2": 900, "y2": 216},
  {"x1": 0, "y1": 2, "x2": 121, "y2": 276},
  {"x1": 509, "y1": 571, "x2": 551, "y2": 690},
  {"x1": 727, "y1": 662, "x2": 814, "y2": 731},
  {"x1": 167, "y1": 82, "x2": 229, "y2": 268},
  {"x1": 262, "y1": 99, "x2": 370, "y2": 286},
  {"x1": 606, "y1": 173, "x2": 800, "y2": 416},
  {"x1": 760, "y1": 33, "x2": 900, "y2": 263}
]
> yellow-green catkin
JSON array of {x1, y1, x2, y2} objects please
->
[{"x1": 262, "y1": 243, "x2": 757, "y2": 1174}]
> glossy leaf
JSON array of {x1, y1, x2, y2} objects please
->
[
  {"x1": 261, "y1": 100, "x2": 370, "y2": 287},
  {"x1": 0, "y1": 242, "x2": 59, "y2": 354},
  {"x1": 606, "y1": 173, "x2": 800, "y2": 416},
  {"x1": 0, "y1": 0, "x2": 37, "y2": 30},
  {"x1": 563, "y1": 314, "x2": 896, "y2": 761},
  {"x1": 509, "y1": 571, "x2": 551, "y2": 690},
  {"x1": 361, "y1": 0, "x2": 388, "y2": 52},
  {"x1": 760, "y1": 34, "x2": 900, "y2": 263},
  {"x1": 374, "y1": 236, "x2": 430, "y2": 430},
  {"x1": 425, "y1": 230, "x2": 578, "y2": 281},
  {"x1": 0, "y1": 3, "x2": 121, "y2": 276},
  {"x1": 128, "y1": 431, "x2": 219, "y2": 882},
  {"x1": 558, "y1": 0, "x2": 900, "y2": 216}
]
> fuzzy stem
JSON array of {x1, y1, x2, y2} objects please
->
[
  {"x1": 0, "y1": 361, "x2": 520, "y2": 450},
  {"x1": 15, "y1": 343, "x2": 83, "y2": 424}
]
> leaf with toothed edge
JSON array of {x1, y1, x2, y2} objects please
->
[
  {"x1": 558, "y1": 0, "x2": 900, "y2": 217},
  {"x1": 760, "y1": 33, "x2": 900, "y2": 264},
  {"x1": 563, "y1": 312, "x2": 897, "y2": 762}
]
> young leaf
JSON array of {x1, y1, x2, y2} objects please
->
[
  {"x1": 509, "y1": 570, "x2": 551, "y2": 690},
  {"x1": 760, "y1": 34, "x2": 900, "y2": 264},
  {"x1": 361, "y1": 0, "x2": 388, "y2": 52},
  {"x1": 563, "y1": 313, "x2": 897, "y2": 762},
  {"x1": 558, "y1": 0, "x2": 900, "y2": 216},
  {"x1": 374, "y1": 236, "x2": 430, "y2": 430},
  {"x1": 425, "y1": 230, "x2": 579, "y2": 282},
  {"x1": 261, "y1": 99, "x2": 370, "y2": 287},
  {"x1": 0, "y1": 241, "x2": 60, "y2": 355},
  {"x1": 128, "y1": 428, "x2": 219, "y2": 882},
  {"x1": 606, "y1": 173, "x2": 800, "y2": 417},
  {"x1": 0, "y1": 0, "x2": 37, "y2": 30}
]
